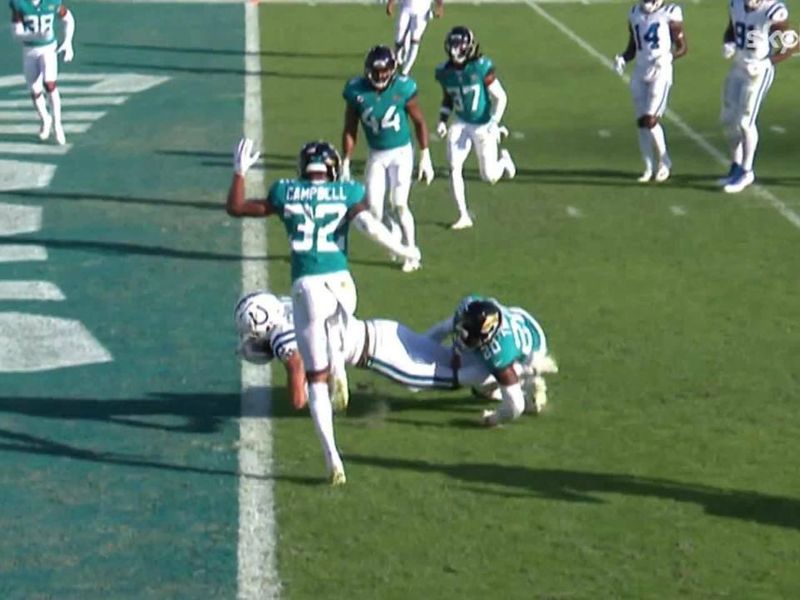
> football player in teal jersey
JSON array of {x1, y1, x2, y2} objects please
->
[
  {"x1": 9, "y1": 0, "x2": 75, "y2": 144},
  {"x1": 226, "y1": 138, "x2": 420, "y2": 485},
  {"x1": 342, "y1": 45, "x2": 434, "y2": 273},
  {"x1": 435, "y1": 27, "x2": 516, "y2": 230},
  {"x1": 426, "y1": 295, "x2": 558, "y2": 426}
]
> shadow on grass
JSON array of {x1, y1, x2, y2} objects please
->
[{"x1": 346, "y1": 454, "x2": 800, "y2": 531}]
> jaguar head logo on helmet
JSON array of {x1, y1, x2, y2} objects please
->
[{"x1": 364, "y1": 45, "x2": 398, "y2": 91}]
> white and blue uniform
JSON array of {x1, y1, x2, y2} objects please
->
[
  {"x1": 628, "y1": 2, "x2": 683, "y2": 117},
  {"x1": 722, "y1": 0, "x2": 787, "y2": 130},
  {"x1": 237, "y1": 296, "x2": 298, "y2": 364}
]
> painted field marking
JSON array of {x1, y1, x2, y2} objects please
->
[
  {"x1": 0, "y1": 161, "x2": 56, "y2": 192},
  {"x1": 670, "y1": 205, "x2": 687, "y2": 217},
  {"x1": 0, "y1": 281, "x2": 65, "y2": 300},
  {"x1": 769, "y1": 125, "x2": 786, "y2": 134},
  {"x1": 0, "y1": 110, "x2": 106, "y2": 121},
  {"x1": 566, "y1": 205, "x2": 583, "y2": 217},
  {"x1": 237, "y1": 2, "x2": 280, "y2": 599},
  {"x1": 524, "y1": 0, "x2": 800, "y2": 231},
  {"x1": 598, "y1": 129, "x2": 611, "y2": 138},
  {"x1": 0, "y1": 245, "x2": 47, "y2": 262},
  {"x1": 0, "y1": 142, "x2": 73, "y2": 155},
  {"x1": 0, "y1": 123, "x2": 92, "y2": 135},
  {"x1": 0, "y1": 96, "x2": 127, "y2": 108}
]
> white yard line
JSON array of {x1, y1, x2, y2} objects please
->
[
  {"x1": 670, "y1": 205, "x2": 687, "y2": 217},
  {"x1": 566, "y1": 205, "x2": 583, "y2": 218},
  {"x1": 237, "y1": 2, "x2": 280, "y2": 600},
  {"x1": 524, "y1": 0, "x2": 800, "y2": 231}
]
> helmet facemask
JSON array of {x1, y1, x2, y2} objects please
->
[
  {"x1": 365, "y1": 46, "x2": 398, "y2": 91},
  {"x1": 446, "y1": 29, "x2": 476, "y2": 65}
]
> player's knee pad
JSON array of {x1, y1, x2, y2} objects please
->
[
  {"x1": 637, "y1": 115, "x2": 658, "y2": 129},
  {"x1": 44, "y1": 81, "x2": 57, "y2": 93}
]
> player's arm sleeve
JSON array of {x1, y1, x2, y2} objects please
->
[
  {"x1": 424, "y1": 317, "x2": 453, "y2": 343},
  {"x1": 723, "y1": 19, "x2": 734, "y2": 43},
  {"x1": 486, "y1": 78, "x2": 508, "y2": 124},
  {"x1": 59, "y1": 5, "x2": 75, "y2": 45},
  {"x1": 767, "y1": 2, "x2": 788, "y2": 24},
  {"x1": 622, "y1": 24, "x2": 637, "y2": 62},
  {"x1": 282, "y1": 352, "x2": 308, "y2": 411},
  {"x1": 494, "y1": 366, "x2": 524, "y2": 422}
]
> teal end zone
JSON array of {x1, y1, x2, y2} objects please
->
[{"x1": 0, "y1": 4, "x2": 248, "y2": 596}]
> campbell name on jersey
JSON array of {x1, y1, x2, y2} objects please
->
[
  {"x1": 730, "y1": 0, "x2": 788, "y2": 63},
  {"x1": 10, "y1": 0, "x2": 62, "y2": 46},
  {"x1": 455, "y1": 295, "x2": 545, "y2": 372},
  {"x1": 268, "y1": 179, "x2": 365, "y2": 281},
  {"x1": 628, "y1": 3, "x2": 683, "y2": 72},
  {"x1": 435, "y1": 56, "x2": 495, "y2": 125},
  {"x1": 342, "y1": 75, "x2": 417, "y2": 151}
]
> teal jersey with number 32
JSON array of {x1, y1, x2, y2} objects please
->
[
  {"x1": 10, "y1": 0, "x2": 62, "y2": 46},
  {"x1": 268, "y1": 179, "x2": 365, "y2": 281},
  {"x1": 342, "y1": 75, "x2": 417, "y2": 151},
  {"x1": 435, "y1": 56, "x2": 495, "y2": 125}
]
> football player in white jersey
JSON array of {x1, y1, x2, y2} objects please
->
[
  {"x1": 386, "y1": 0, "x2": 444, "y2": 76},
  {"x1": 718, "y1": 0, "x2": 792, "y2": 193},
  {"x1": 614, "y1": 0, "x2": 687, "y2": 183},
  {"x1": 9, "y1": 0, "x2": 76, "y2": 145}
]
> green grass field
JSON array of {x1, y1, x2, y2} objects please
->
[{"x1": 1, "y1": 1, "x2": 799, "y2": 598}]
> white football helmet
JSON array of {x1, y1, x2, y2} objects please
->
[
  {"x1": 234, "y1": 291, "x2": 286, "y2": 340},
  {"x1": 745, "y1": 0, "x2": 764, "y2": 9},
  {"x1": 640, "y1": 0, "x2": 664, "y2": 13}
]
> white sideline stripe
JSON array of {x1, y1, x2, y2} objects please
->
[
  {"x1": 0, "y1": 245, "x2": 47, "y2": 262},
  {"x1": 524, "y1": 0, "x2": 800, "y2": 232},
  {"x1": 0, "y1": 123, "x2": 91, "y2": 134},
  {"x1": 0, "y1": 96, "x2": 127, "y2": 108},
  {"x1": 566, "y1": 205, "x2": 583, "y2": 217},
  {"x1": 237, "y1": 2, "x2": 279, "y2": 600},
  {"x1": 670, "y1": 205, "x2": 687, "y2": 216},
  {"x1": 0, "y1": 110, "x2": 106, "y2": 121},
  {"x1": 0, "y1": 281, "x2": 65, "y2": 300},
  {"x1": 0, "y1": 142, "x2": 72, "y2": 155}
]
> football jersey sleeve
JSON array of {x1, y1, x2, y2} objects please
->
[
  {"x1": 667, "y1": 4, "x2": 683, "y2": 22},
  {"x1": 766, "y1": 2, "x2": 788, "y2": 23},
  {"x1": 477, "y1": 56, "x2": 495, "y2": 79},
  {"x1": 266, "y1": 180, "x2": 286, "y2": 212},
  {"x1": 342, "y1": 77, "x2": 360, "y2": 105},
  {"x1": 434, "y1": 62, "x2": 447, "y2": 85},
  {"x1": 344, "y1": 181, "x2": 366, "y2": 209},
  {"x1": 269, "y1": 325, "x2": 298, "y2": 363},
  {"x1": 401, "y1": 76, "x2": 418, "y2": 102}
]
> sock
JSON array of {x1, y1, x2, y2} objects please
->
[
  {"x1": 48, "y1": 88, "x2": 62, "y2": 128},
  {"x1": 308, "y1": 381, "x2": 342, "y2": 473},
  {"x1": 637, "y1": 128, "x2": 654, "y2": 171},
  {"x1": 401, "y1": 42, "x2": 420, "y2": 76},
  {"x1": 741, "y1": 125, "x2": 759, "y2": 172},
  {"x1": 450, "y1": 169, "x2": 469, "y2": 219},
  {"x1": 32, "y1": 93, "x2": 49, "y2": 123},
  {"x1": 725, "y1": 125, "x2": 743, "y2": 166},
  {"x1": 395, "y1": 205, "x2": 416, "y2": 250},
  {"x1": 650, "y1": 123, "x2": 668, "y2": 163}
]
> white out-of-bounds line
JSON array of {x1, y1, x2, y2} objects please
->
[
  {"x1": 237, "y1": 2, "x2": 280, "y2": 600},
  {"x1": 566, "y1": 205, "x2": 583, "y2": 217},
  {"x1": 524, "y1": 0, "x2": 800, "y2": 231},
  {"x1": 670, "y1": 205, "x2": 687, "y2": 216}
]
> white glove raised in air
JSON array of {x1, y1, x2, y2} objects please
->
[
  {"x1": 436, "y1": 121, "x2": 448, "y2": 140},
  {"x1": 58, "y1": 42, "x2": 74, "y2": 62},
  {"x1": 417, "y1": 148, "x2": 434, "y2": 185},
  {"x1": 722, "y1": 42, "x2": 736, "y2": 60},
  {"x1": 234, "y1": 137, "x2": 260, "y2": 176},
  {"x1": 613, "y1": 54, "x2": 626, "y2": 75},
  {"x1": 341, "y1": 158, "x2": 352, "y2": 181}
]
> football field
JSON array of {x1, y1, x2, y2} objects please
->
[{"x1": 2, "y1": 0, "x2": 800, "y2": 598}]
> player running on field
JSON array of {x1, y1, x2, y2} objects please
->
[
  {"x1": 226, "y1": 138, "x2": 420, "y2": 486},
  {"x1": 614, "y1": 0, "x2": 688, "y2": 183},
  {"x1": 342, "y1": 45, "x2": 434, "y2": 273},
  {"x1": 9, "y1": 0, "x2": 75, "y2": 144},
  {"x1": 718, "y1": 0, "x2": 793, "y2": 193},
  {"x1": 386, "y1": 0, "x2": 443, "y2": 76},
  {"x1": 426, "y1": 295, "x2": 558, "y2": 427},
  {"x1": 435, "y1": 26, "x2": 516, "y2": 230}
]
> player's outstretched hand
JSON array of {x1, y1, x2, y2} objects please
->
[
  {"x1": 722, "y1": 42, "x2": 736, "y2": 60},
  {"x1": 341, "y1": 158, "x2": 352, "y2": 182},
  {"x1": 58, "y1": 42, "x2": 74, "y2": 63},
  {"x1": 417, "y1": 148, "x2": 434, "y2": 185},
  {"x1": 234, "y1": 138, "x2": 260, "y2": 176},
  {"x1": 613, "y1": 54, "x2": 626, "y2": 76}
]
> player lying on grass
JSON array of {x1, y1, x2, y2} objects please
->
[
  {"x1": 235, "y1": 291, "x2": 557, "y2": 426},
  {"x1": 425, "y1": 295, "x2": 558, "y2": 427}
]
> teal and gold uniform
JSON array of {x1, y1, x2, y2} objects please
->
[
  {"x1": 268, "y1": 179, "x2": 366, "y2": 281},
  {"x1": 10, "y1": 0, "x2": 62, "y2": 46},
  {"x1": 455, "y1": 295, "x2": 545, "y2": 371},
  {"x1": 435, "y1": 56, "x2": 495, "y2": 125},
  {"x1": 342, "y1": 75, "x2": 418, "y2": 150}
]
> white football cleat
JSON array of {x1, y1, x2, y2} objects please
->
[
  {"x1": 637, "y1": 167, "x2": 653, "y2": 183},
  {"x1": 654, "y1": 161, "x2": 671, "y2": 183},
  {"x1": 401, "y1": 257, "x2": 421, "y2": 273},
  {"x1": 500, "y1": 149, "x2": 516, "y2": 179},
  {"x1": 481, "y1": 409, "x2": 500, "y2": 427},
  {"x1": 524, "y1": 376, "x2": 548, "y2": 415},
  {"x1": 451, "y1": 215, "x2": 473, "y2": 230},
  {"x1": 54, "y1": 124, "x2": 66, "y2": 146},
  {"x1": 330, "y1": 466, "x2": 347, "y2": 487},
  {"x1": 724, "y1": 169, "x2": 754, "y2": 194},
  {"x1": 38, "y1": 115, "x2": 53, "y2": 141}
]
